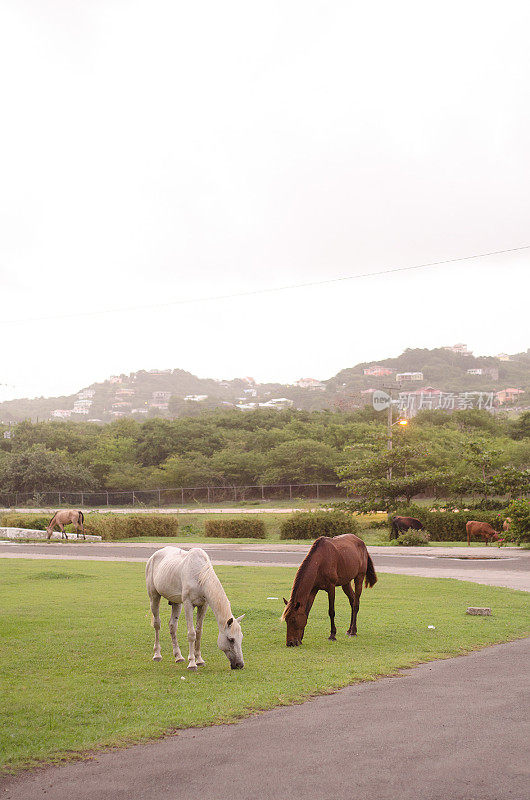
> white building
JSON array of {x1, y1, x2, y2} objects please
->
[
  {"x1": 52, "y1": 409, "x2": 72, "y2": 418},
  {"x1": 78, "y1": 389, "x2": 95, "y2": 400},
  {"x1": 496, "y1": 353, "x2": 512, "y2": 362},
  {"x1": 109, "y1": 375, "x2": 122, "y2": 384},
  {"x1": 259, "y1": 398, "x2": 294, "y2": 409},
  {"x1": 294, "y1": 378, "x2": 325, "y2": 390},
  {"x1": 444, "y1": 343, "x2": 472, "y2": 356},
  {"x1": 184, "y1": 394, "x2": 208, "y2": 402},
  {"x1": 152, "y1": 391, "x2": 171, "y2": 402},
  {"x1": 467, "y1": 369, "x2": 483, "y2": 375},
  {"x1": 396, "y1": 372, "x2": 424, "y2": 382}
]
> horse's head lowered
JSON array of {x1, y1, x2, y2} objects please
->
[
  {"x1": 217, "y1": 615, "x2": 245, "y2": 669},
  {"x1": 282, "y1": 598, "x2": 308, "y2": 647}
]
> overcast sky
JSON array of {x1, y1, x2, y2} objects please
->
[{"x1": 1, "y1": 1, "x2": 529, "y2": 401}]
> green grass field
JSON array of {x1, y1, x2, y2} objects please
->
[{"x1": 1, "y1": 558, "x2": 528, "y2": 773}]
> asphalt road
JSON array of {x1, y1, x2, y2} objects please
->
[
  {"x1": 2, "y1": 637, "x2": 529, "y2": 800},
  {"x1": 1, "y1": 541, "x2": 529, "y2": 590}
]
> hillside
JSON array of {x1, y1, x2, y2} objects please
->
[{"x1": 0, "y1": 345, "x2": 528, "y2": 423}]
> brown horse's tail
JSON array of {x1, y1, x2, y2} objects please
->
[
  {"x1": 79, "y1": 511, "x2": 84, "y2": 526},
  {"x1": 365, "y1": 554, "x2": 377, "y2": 588}
]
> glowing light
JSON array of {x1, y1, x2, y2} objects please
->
[{"x1": 398, "y1": 419, "x2": 408, "y2": 426}]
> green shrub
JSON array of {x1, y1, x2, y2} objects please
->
[
  {"x1": 390, "y1": 505, "x2": 508, "y2": 542},
  {"x1": 85, "y1": 514, "x2": 179, "y2": 541},
  {"x1": 501, "y1": 499, "x2": 530, "y2": 545},
  {"x1": 0, "y1": 512, "x2": 178, "y2": 540},
  {"x1": 396, "y1": 530, "x2": 430, "y2": 546},
  {"x1": 280, "y1": 511, "x2": 359, "y2": 540},
  {"x1": 204, "y1": 519, "x2": 266, "y2": 539},
  {"x1": 0, "y1": 513, "x2": 50, "y2": 530}
]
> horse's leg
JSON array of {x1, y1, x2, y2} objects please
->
[
  {"x1": 149, "y1": 593, "x2": 162, "y2": 661},
  {"x1": 342, "y1": 582, "x2": 356, "y2": 635},
  {"x1": 349, "y1": 574, "x2": 364, "y2": 636},
  {"x1": 183, "y1": 600, "x2": 198, "y2": 671},
  {"x1": 327, "y1": 586, "x2": 336, "y2": 641},
  {"x1": 194, "y1": 603, "x2": 208, "y2": 666},
  {"x1": 168, "y1": 603, "x2": 185, "y2": 663},
  {"x1": 59, "y1": 524, "x2": 67, "y2": 541}
]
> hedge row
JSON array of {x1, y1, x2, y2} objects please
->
[
  {"x1": 280, "y1": 511, "x2": 359, "y2": 540},
  {"x1": 390, "y1": 506, "x2": 509, "y2": 541},
  {"x1": 204, "y1": 519, "x2": 266, "y2": 539},
  {"x1": 0, "y1": 512, "x2": 178, "y2": 541}
]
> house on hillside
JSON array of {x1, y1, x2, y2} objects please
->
[
  {"x1": 152, "y1": 391, "x2": 171, "y2": 402},
  {"x1": 184, "y1": 394, "x2": 208, "y2": 402},
  {"x1": 78, "y1": 389, "x2": 95, "y2": 400},
  {"x1": 110, "y1": 376, "x2": 122, "y2": 384},
  {"x1": 294, "y1": 378, "x2": 326, "y2": 390},
  {"x1": 467, "y1": 369, "x2": 483, "y2": 375},
  {"x1": 444, "y1": 343, "x2": 472, "y2": 356},
  {"x1": 362, "y1": 366, "x2": 394, "y2": 377},
  {"x1": 396, "y1": 372, "x2": 424, "y2": 382},
  {"x1": 52, "y1": 409, "x2": 72, "y2": 419},
  {"x1": 259, "y1": 398, "x2": 294, "y2": 409},
  {"x1": 496, "y1": 353, "x2": 512, "y2": 362},
  {"x1": 496, "y1": 388, "x2": 524, "y2": 404}
]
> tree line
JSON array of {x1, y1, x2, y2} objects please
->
[{"x1": 0, "y1": 408, "x2": 528, "y2": 501}]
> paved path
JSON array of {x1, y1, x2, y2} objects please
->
[
  {"x1": 1, "y1": 541, "x2": 529, "y2": 590},
  {"x1": 2, "y1": 638, "x2": 529, "y2": 800}
]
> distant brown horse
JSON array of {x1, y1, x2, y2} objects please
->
[
  {"x1": 282, "y1": 534, "x2": 377, "y2": 647},
  {"x1": 390, "y1": 516, "x2": 424, "y2": 539},
  {"x1": 46, "y1": 510, "x2": 85, "y2": 540},
  {"x1": 466, "y1": 521, "x2": 500, "y2": 546}
]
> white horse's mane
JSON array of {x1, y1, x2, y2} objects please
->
[{"x1": 198, "y1": 560, "x2": 231, "y2": 621}]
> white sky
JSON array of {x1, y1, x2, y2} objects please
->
[{"x1": 1, "y1": 0, "x2": 529, "y2": 401}]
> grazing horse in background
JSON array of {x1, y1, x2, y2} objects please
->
[
  {"x1": 282, "y1": 534, "x2": 377, "y2": 647},
  {"x1": 145, "y1": 546, "x2": 245, "y2": 671},
  {"x1": 46, "y1": 510, "x2": 85, "y2": 540},
  {"x1": 466, "y1": 521, "x2": 501, "y2": 546},
  {"x1": 390, "y1": 516, "x2": 424, "y2": 539},
  {"x1": 502, "y1": 517, "x2": 512, "y2": 532}
]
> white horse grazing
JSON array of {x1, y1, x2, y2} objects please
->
[{"x1": 145, "y1": 546, "x2": 245, "y2": 671}]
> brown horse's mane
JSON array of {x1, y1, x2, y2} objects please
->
[{"x1": 281, "y1": 537, "x2": 327, "y2": 620}]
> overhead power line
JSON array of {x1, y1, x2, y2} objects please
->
[{"x1": 2, "y1": 243, "x2": 529, "y2": 325}]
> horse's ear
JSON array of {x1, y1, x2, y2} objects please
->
[
  {"x1": 235, "y1": 614, "x2": 245, "y2": 623},
  {"x1": 227, "y1": 617, "x2": 234, "y2": 627},
  {"x1": 283, "y1": 597, "x2": 288, "y2": 605}
]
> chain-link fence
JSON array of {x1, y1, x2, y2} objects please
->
[{"x1": 0, "y1": 483, "x2": 347, "y2": 509}]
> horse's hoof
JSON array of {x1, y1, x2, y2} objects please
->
[
  {"x1": 196, "y1": 659, "x2": 205, "y2": 666},
  {"x1": 328, "y1": 635, "x2": 337, "y2": 641},
  {"x1": 152, "y1": 655, "x2": 162, "y2": 662},
  {"x1": 347, "y1": 631, "x2": 357, "y2": 637},
  {"x1": 174, "y1": 656, "x2": 185, "y2": 663},
  {"x1": 187, "y1": 664, "x2": 198, "y2": 671}
]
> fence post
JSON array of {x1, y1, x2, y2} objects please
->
[
  {"x1": 132, "y1": 491, "x2": 136, "y2": 506},
  {"x1": 289, "y1": 484, "x2": 292, "y2": 501},
  {"x1": 261, "y1": 485, "x2": 265, "y2": 501},
  {"x1": 106, "y1": 491, "x2": 109, "y2": 507},
  {"x1": 158, "y1": 489, "x2": 161, "y2": 507},
  {"x1": 58, "y1": 491, "x2": 61, "y2": 506},
  {"x1": 81, "y1": 492, "x2": 84, "y2": 506},
  {"x1": 316, "y1": 483, "x2": 320, "y2": 500},
  {"x1": 207, "y1": 486, "x2": 210, "y2": 503},
  {"x1": 181, "y1": 488, "x2": 184, "y2": 504},
  {"x1": 234, "y1": 487, "x2": 237, "y2": 501}
]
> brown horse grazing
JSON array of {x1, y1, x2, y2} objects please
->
[
  {"x1": 281, "y1": 534, "x2": 377, "y2": 647},
  {"x1": 390, "y1": 516, "x2": 424, "y2": 539},
  {"x1": 466, "y1": 521, "x2": 500, "y2": 546},
  {"x1": 46, "y1": 510, "x2": 85, "y2": 540}
]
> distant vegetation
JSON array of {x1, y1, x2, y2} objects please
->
[{"x1": 0, "y1": 407, "x2": 528, "y2": 506}]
